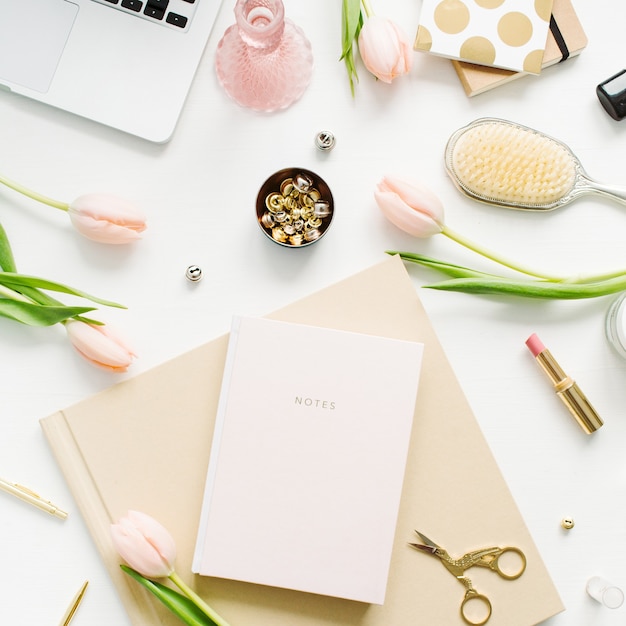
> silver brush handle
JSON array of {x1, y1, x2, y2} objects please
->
[{"x1": 577, "y1": 173, "x2": 626, "y2": 206}]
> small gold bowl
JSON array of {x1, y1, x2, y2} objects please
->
[{"x1": 256, "y1": 167, "x2": 334, "y2": 248}]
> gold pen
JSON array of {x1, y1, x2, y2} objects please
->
[
  {"x1": 60, "y1": 580, "x2": 89, "y2": 626},
  {"x1": 0, "y1": 476, "x2": 68, "y2": 520}
]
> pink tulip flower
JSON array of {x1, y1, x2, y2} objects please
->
[
  {"x1": 375, "y1": 175, "x2": 445, "y2": 237},
  {"x1": 111, "y1": 510, "x2": 177, "y2": 579},
  {"x1": 112, "y1": 511, "x2": 231, "y2": 625},
  {"x1": 0, "y1": 173, "x2": 147, "y2": 244},
  {"x1": 376, "y1": 175, "x2": 564, "y2": 281},
  {"x1": 357, "y1": 15, "x2": 413, "y2": 83},
  {"x1": 65, "y1": 319, "x2": 136, "y2": 372},
  {"x1": 68, "y1": 194, "x2": 147, "y2": 244}
]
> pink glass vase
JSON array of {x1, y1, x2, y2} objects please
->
[{"x1": 215, "y1": 0, "x2": 313, "y2": 112}]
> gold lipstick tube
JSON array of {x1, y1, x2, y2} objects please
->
[{"x1": 527, "y1": 334, "x2": 603, "y2": 434}]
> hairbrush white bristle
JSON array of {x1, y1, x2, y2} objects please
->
[{"x1": 448, "y1": 119, "x2": 577, "y2": 207}]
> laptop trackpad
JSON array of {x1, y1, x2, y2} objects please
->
[{"x1": 0, "y1": 0, "x2": 78, "y2": 93}]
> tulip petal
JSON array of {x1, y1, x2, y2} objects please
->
[
  {"x1": 112, "y1": 522, "x2": 173, "y2": 579},
  {"x1": 127, "y1": 511, "x2": 177, "y2": 563},
  {"x1": 111, "y1": 511, "x2": 177, "y2": 579},
  {"x1": 357, "y1": 16, "x2": 413, "y2": 83},
  {"x1": 375, "y1": 190, "x2": 443, "y2": 238},
  {"x1": 65, "y1": 319, "x2": 135, "y2": 372},
  {"x1": 378, "y1": 176, "x2": 445, "y2": 224},
  {"x1": 71, "y1": 193, "x2": 146, "y2": 224},
  {"x1": 68, "y1": 193, "x2": 147, "y2": 244},
  {"x1": 69, "y1": 214, "x2": 144, "y2": 244}
]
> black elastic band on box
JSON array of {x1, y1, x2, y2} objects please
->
[{"x1": 549, "y1": 15, "x2": 569, "y2": 62}]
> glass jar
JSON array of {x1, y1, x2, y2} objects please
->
[
  {"x1": 605, "y1": 292, "x2": 626, "y2": 358},
  {"x1": 215, "y1": 0, "x2": 313, "y2": 112}
]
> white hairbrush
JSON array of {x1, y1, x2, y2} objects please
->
[{"x1": 445, "y1": 118, "x2": 626, "y2": 210}]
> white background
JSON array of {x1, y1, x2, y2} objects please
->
[{"x1": 1, "y1": 1, "x2": 626, "y2": 624}]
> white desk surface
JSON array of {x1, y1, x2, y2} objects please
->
[{"x1": 1, "y1": 1, "x2": 625, "y2": 624}]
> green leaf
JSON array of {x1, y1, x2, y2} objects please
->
[
  {"x1": 0, "y1": 272, "x2": 125, "y2": 309},
  {"x1": 4, "y1": 283, "x2": 103, "y2": 325},
  {"x1": 121, "y1": 566, "x2": 218, "y2": 626},
  {"x1": 0, "y1": 223, "x2": 17, "y2": 273},
  {"x1": 424, "y1": 277, "x2": 626, "y2": 300},
  {"x1": 0, "y1": 300, "x2": 95, "y2": 326},
  {"x1": 0, "y1": 226, "x2": 118, "y2": 317},
  {"x1": 11, "y1": 284, "x2": 62, "y2": 307},
  {"x1": 341, "y1": 0, "x2": 363, "y2": 95},
  {"x1": 343, "y1": 51, "x2": 358, "y2": 96},
  {"x1": 391, "y1": 250, "x2": 626, "y2": 299},
  {"x1": 341, "y1": 0, "x2": 361, "y2": 58},
  {"x1": 388, "y1": 251, "x2": 502, "y2": 280},
  {"x1": 0, "y1": 228, "x2": 78, "y2": 312}
]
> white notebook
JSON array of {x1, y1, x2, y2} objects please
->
[{"x1": 192, "y1": 315, "x2": 424, "y2": 604}]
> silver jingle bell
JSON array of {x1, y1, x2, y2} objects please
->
[
  {"x1": 315, "y1": 131, "x2": 335, "y2": 152},
  {"x1": 185, "y1": 265, "x2": 203, "y2": 282}
]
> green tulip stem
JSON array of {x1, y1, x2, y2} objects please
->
[
  {"x1": 360, "y1": 0, "x2": 374, "y2": 18},
  {"x1": 441, "y1": 225, "x2": 565, "y2": 282},
  {"x1": 0, "y1": 173, "x2": 69, "y2": 211},
  {"x1": 426, "y1": 274, "x2": 626, "y2": 299},
  {"x1": 570, "y1": 267, "x2": 626, "y2": 284},
  {"x1": 391, "y1": 251, "x2": 626, "y2": 300},
  {"x1": 168, "y1": 571, "x2": 232, "y2": 626},
  {"x1": 0, "y1": 283, "x2": 33, "y2": 303}
]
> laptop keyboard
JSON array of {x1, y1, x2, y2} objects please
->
[{"x1": 91, "y1": 0, "x2": 199, "y2": 31}]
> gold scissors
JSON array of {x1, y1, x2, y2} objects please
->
[{"x1": 409, "y1": 530, "x2": 526, "y2": 626}]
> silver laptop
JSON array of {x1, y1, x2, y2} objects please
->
[{"x1": 0, "y1": 0, "x2": 223, "y2": 143}]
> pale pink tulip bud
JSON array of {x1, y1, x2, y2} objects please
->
[
  {"x1": 357, "y1": 15, "x2": 413, "y2": 83},
  {"x1": 65, "y1": 319, "x2": 136, "y2": 372},
  {"x1": 68, "y1": 193, "x2": 147, "y2": 244},
  {"x1": 111, "y1": 511, "x2": 177, "y2": 579},
  {"x1": 375, "y1": 176, "x2": 445, "y2": 237}
]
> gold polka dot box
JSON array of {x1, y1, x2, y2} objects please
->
[{"x1": 414, "y1": 0, "x2": 554, "y2": 74}]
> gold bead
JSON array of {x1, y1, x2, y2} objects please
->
[
  {"x1": 265, "y1": 192, "x2": 283, "y2": 212},
  {"x1": 271, "y1": 227, "x2": 287, "y2": 243},
  {"x1": 260, "y1": 212, "x2": 275, "y2": 229},
  {"x1": 279, "y1": 178, "x2": 294, "y2": 196},
  {"x1": 284, "y1": 196, "x2": 299, "y2": 211}
]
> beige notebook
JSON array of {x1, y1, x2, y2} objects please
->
[{"x1": 40, "y1": 255, "x2": 564, "y2": 626}]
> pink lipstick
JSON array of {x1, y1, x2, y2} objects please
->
[{"x1": 525, "y1": 333, "x2": 603, "y2": 434}]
